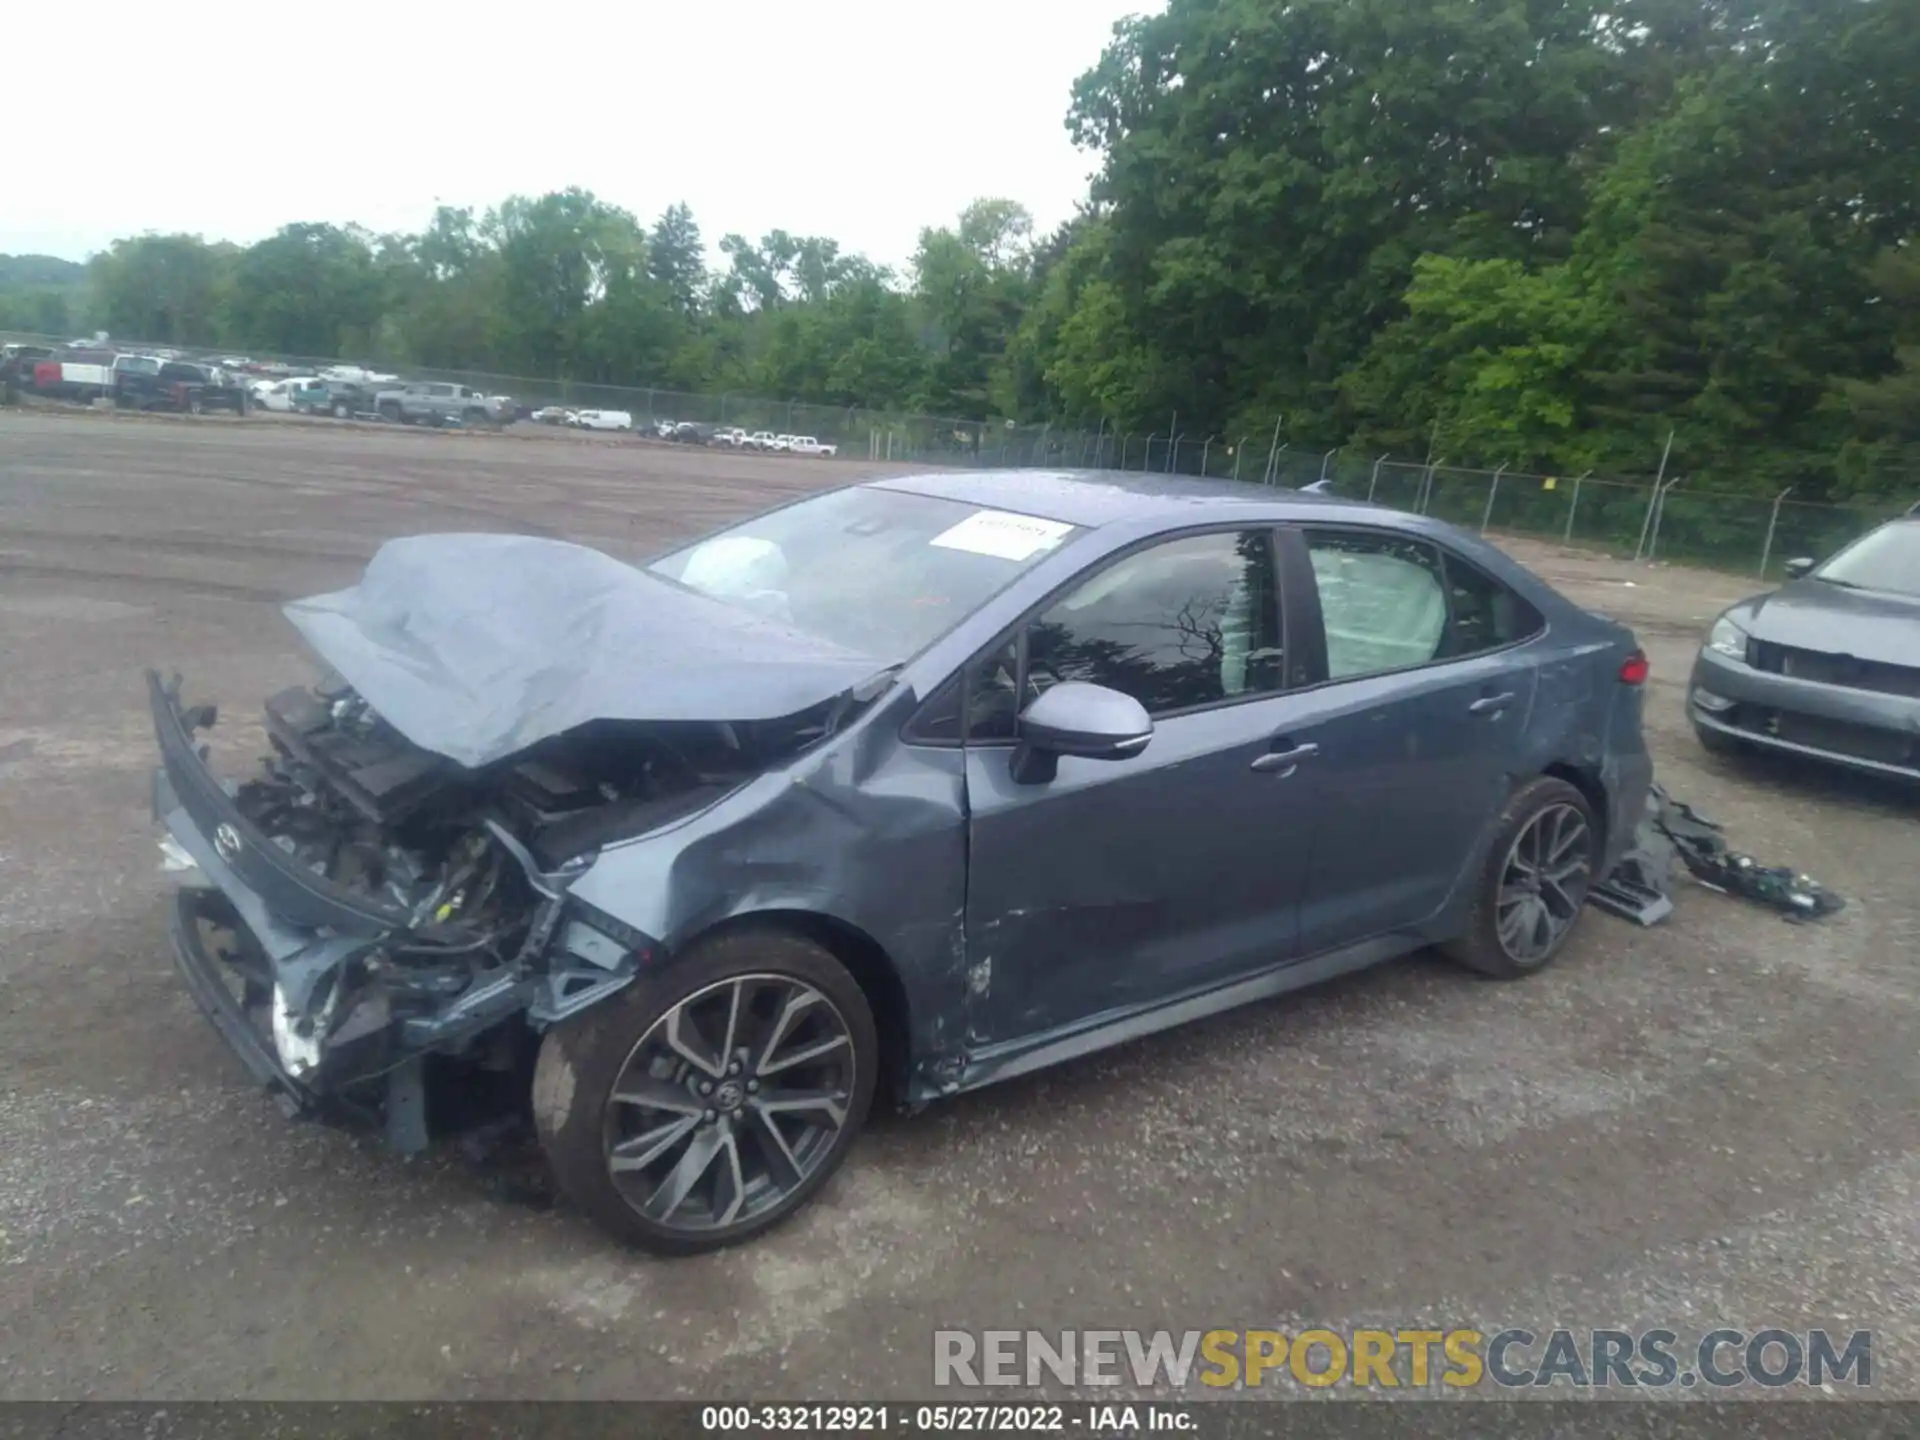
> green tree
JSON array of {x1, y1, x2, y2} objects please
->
[
  {"x1": 912, "y1": 199, "x2": 1036, "y2": 417},
  {"x1": 1838, "y1": 243, "x2": 1920, "y2": 498},
  {"x1": 225, "y1": 224, "x2": 380, "y2": 357},
  {"x1": 87, "y1": 234, "x2": 234, "y2": 347},
  {"x1": 647, "y1": 203, "x2": 706, "y2": 316},
  {"x1": 1342, "y1": 255, "x2": 1604, "y2": 470}
]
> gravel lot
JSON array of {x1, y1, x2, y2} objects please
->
[{"x1": 1, "y1": 409, "x2": 1915, "y2": 1403}]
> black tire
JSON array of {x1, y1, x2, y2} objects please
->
[
  {"x1": 1441, "y1": 776, "x2": 1597, "y2": 981},
  {"x1": 534, "y1": 928, "x2": 877, "y2": 1255},
  {"x1": 1693, "y1": 721, "x2": 1746, "y2": 759}
]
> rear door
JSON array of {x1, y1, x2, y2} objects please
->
[
  {"x1": 953, "y1": 527, "x2": 1317, "y2": 1042},
  {"x1": 1275, "y1": 525, "x2": 1547, "y2": 953}
]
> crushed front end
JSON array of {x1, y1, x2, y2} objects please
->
[{"x1": 148, "y1": 669, "x2": 730, "y2": 1150}]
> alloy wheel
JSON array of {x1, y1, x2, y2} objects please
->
[
  {"x1": 1495, "y1": 802, "x2": 1592, "y2": 964},
  {"x1": 602, "y1": 974, "x2": 856, "y2": 1235}
]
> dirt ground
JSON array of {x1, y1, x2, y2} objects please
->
[{"x1": 1, "y1": 409, "x2": 1916, "y2": 1403}]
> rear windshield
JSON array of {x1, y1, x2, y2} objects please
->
[{"x1": 648, "y1": 486, "x2": 1079, "y2": 659}]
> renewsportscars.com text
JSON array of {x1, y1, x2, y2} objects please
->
[{"x1": 933, "y1": 1327, "x2": 1873, "y2": 1390}]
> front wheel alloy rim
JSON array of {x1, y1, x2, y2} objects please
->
[
  {"x1": 1496, "y1": 802, "x2": 1592, "y2": 964},
  {"x1": 603, "y1": 974, "x2": 856, "y2": 1234}
]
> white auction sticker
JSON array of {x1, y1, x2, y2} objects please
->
[{"x1": 928, "y1": 509, "x2": 1074, "y2": 562}]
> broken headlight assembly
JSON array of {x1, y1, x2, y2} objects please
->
[{"x1": 1706, "y1": 613, "x2": 1749, "y2": 661}]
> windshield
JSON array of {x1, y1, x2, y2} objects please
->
[
  {"x1": 649, "y1": 486, "x2": 1078, "y2": 658},
  {"x1": 1815, "y1": 521, "x2": 1920, "y2": 598}
]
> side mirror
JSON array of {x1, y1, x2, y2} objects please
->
[
  {"x1": 1782, "y1": 557, "x2": 1815, "y2": 580},
  {"x1": 1009, "y1": 682, "x2": 1153, "y2": 784}
]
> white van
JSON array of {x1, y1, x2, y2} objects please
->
[{"x1": 570, "y1": 410, "x2": 633, "y2": 431}]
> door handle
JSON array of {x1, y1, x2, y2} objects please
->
[
  {"x1": 1250, "y1": 742, "x2": 1319, "y2": 774},
  {"x1": 1468, "y1": 692, "x2": 1516, "y2": 715}
]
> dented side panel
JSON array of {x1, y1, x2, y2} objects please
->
[{"x1": 565, "y1": 686, "x2": 973, "y2": 1088}]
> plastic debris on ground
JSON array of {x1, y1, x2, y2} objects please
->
[{"x1": 1590, "y1": 782, "x2": 1845, "y2": 927}]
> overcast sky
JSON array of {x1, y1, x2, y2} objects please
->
[{"x1": 7, "y1": 1, "x2": 1147, "y2": 271}]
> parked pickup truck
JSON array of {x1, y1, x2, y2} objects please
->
[
  {"x1": 115, "y1": 359, "x2": 252, "y2": 414},
  {"x1": 253, "y1": 376, "x2": 325, "y2": 412},
  {"x1": 373, "y1": 382, "x2": 515, "y2": 427},
  {"x1": 709, "y1": 427, "x2": 749, "y2": 448},
  {"x1": 787, "y1": 435, "x2": 838, "y2": 457},
  {"x1": 29, "y1": 350, "x2": 152, "y2": 402},
  {"x1": 744, "y1": 431, "x2": 788, "y2": 452},
  {"x1": 294, "y1": 379, "x2": 383, "y2": 419}
]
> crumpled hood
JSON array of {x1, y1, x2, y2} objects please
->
[
  {"x1": 283, "y1": 533, "x2": 889, "y2": 768},
  {"x1": 1735, "y1": 579, "x2": 1920, "y2": 668}
]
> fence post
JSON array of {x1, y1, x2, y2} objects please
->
[
  {"x1": 1168, "y1": 432, "x2": 1184, "y2": 474},
  {"x1": 1267, "y1": 445, "x2": 1290, "y2": 487},
  {"x1": 1200, "y1": 437, "x2": 1212, "y2": 475},
  {"x1": 1367, "y1": 453, "x2": 1388, "y2": 503},
  {"x1": 1758, "y1": 485, "x2": 1795, "y2": 578},
  {"x1": 1093, "y1": 417, "x2": 1105, "y2": 470},
  {"x1": 1418, "y1": 460, "x2": 1443, "y2": 515},
  {"x1": 1479, "y1": 464, "x2": 1508, "y2": 534},
  {"x1": 1632, "y1": 486, "x2": 1661, "y2": 561},
  {"x1": 1646, "y1": 478, "x2": 1684, "y2": 561},
  {"x1": 1262, "y1": 416, "x2": 1284, "y2": 484},
  {"x1": 1233, "y1": 436, "x2": 1249, "y2": 481},
  {"x1": 1319, "y1": 447, "x2": 1339, "y2": 484},
  {"x1": 1633, "y1": 429, "x2": 1677, "y2": 559},
  {"x1": 1562, "y1": 471, "x2": 1590, "y2": 543}
]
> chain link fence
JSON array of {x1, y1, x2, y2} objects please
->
[{"x1": 5, "y1": 329, "x2": 1910, "y2": 578}]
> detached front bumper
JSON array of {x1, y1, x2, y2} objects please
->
[
  {"x1": 147, "y1": 675, "x2": 410, "y2": 1136},
  {"x1": 149, "y1": 671, "x2": 646, "y2": 1148},
  {"x1": 1688, "y1": 648, "x2": 1920, "y2": 779},
  {"x1": 166, "y1": 887, "x2": 319, "y2": 1120}
]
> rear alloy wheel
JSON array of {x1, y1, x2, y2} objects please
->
[
  {"x1": 1443, "y1": 776, "x2": 1596, "y2": 980},
  {"x1": 333, "y1": 401, "x2": 350, "y2": 419},
  {"x1": 535, "y1": 930, "x2": 876, "y2": 1253}
]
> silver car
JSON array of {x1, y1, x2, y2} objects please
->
[{"x1": 1689, "y1": 514, "x2": 1920, "y2": 779}]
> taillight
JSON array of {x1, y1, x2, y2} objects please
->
[{"x1": 1619, "y1": 650, "x2": 1650, "y2": 686}]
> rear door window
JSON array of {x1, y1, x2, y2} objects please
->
[
  {"x1": 1304, "y1": 531, "x2": 1449, "y2": 679},
  {"x1": 1302, "y1": 529, "x2": 1545, "y2": 680},
  {"x1": 1439, "y1": 554, "x2": 1545, "y2": 657}
]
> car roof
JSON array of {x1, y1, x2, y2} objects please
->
[{"x1": 867, "y1": 468, "x2": 1374, "y2": 528}]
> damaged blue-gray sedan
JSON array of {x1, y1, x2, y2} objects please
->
[{"x1": 151, "y1": 470, "x2": 1653, "y2": 1252}]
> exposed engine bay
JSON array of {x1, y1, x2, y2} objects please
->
[{"x1": 156, "y1": 670, "x2": 850, "y2": 1148}]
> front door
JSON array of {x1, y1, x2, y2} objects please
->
[{"x1": 960, "y1": 527, "x2": 1314, "y2": 1045}]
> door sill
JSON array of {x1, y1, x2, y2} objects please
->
[{"x1": 952, "y1": 933, "x2": 1425, "y2": 1094}]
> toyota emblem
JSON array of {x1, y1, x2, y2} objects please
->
[{"x1": 213, "y1": 823, "x2": 244, "y2": 863}]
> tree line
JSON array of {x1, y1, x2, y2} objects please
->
[{"x1": 3, "y1": 0, "x2": 1916, "y2": 504}]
